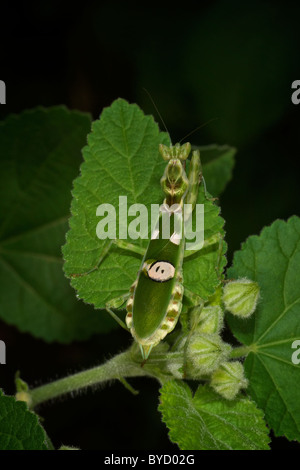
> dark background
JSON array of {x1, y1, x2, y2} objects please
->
[{"x1": 1, "y1": 0, "x2": 300, "y2": 450}]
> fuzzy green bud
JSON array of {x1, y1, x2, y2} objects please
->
[
  {"x1": 223, "y1": 278, "x2": 260, "y2": 318},
  {"x1": 189, "y1": 286, "x2": 224, "y2": 334},
  {"x1": 166, "y1": 354, "x2": 185, "y2": 379},
  {"x1": 186, "y1": 332, "x2": 231, "y2": 377},
  {"x1": 191, "y1": 305, "x2": 224, "y2": 334},
  {"x1": 210, "y1": 361, "x2": 248, "y2": 400}
]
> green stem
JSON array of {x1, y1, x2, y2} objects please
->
[
  {"x1": 28, "y1": 350, "x2": 159, "y2": 408},
  {"x1": 24, "y1": 344, "x2": 252, "y2": 409},
  {"x1": 230, "y1": 345, "x2": 252, "y2": 359}
]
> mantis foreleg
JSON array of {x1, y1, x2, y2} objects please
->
[
  {"x1": 105, "y1": 292, "x2": 130, "y2": 331},
  {"x1": 71, "y1": 239, "x2": 145, "y2": 277}
]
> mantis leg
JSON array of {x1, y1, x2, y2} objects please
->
[
  {"x1": 106, "y1": 292, "x2": 130, "y2": 331},
  {"x1": 184, "y1": 149, "x2": 223, "y2": 260},
  {"x1": 186, "y1": 149, "x2": 202, "y2": 210},
  {"x1": 183, "y1": 286, "x2": 204, "y2": 309},
  {"x1": 186, "y1": 148, "x2": 216, "y2": 202},
  {"x1": 112, "y1": 239, "x2": 145, "y2": 257},
  {"x1": 184, "y1": 232, "x2": 222, "y2": 259},
  {"x1": 71, "y1": 241, "x2": 143, "y2": 329},
  {"x1": 106, "y1": 296, "x2": 139, "y2": 392},
  {"x1": 71, "y1": 239, "x2": 145, "y2": 277}
]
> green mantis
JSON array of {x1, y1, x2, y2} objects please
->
[
  {"x1": 125, "y1": 142, "x2": 202, "y2": 360},
  {"x1": 71, "y1": 139, "x2": 222, "y2": 361}
]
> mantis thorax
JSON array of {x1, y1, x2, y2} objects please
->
[{"x1": 159, "y1": 143, "x2": 191, "y2": 206}]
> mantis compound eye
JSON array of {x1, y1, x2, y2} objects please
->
[{"x1": 147, "y1": 261, "x2": 175, "y2": 282}]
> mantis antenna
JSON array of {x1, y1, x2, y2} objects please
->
[
  {"x1": 178, "y1": 117, "x2": 219, "y2": 144},
  {"x1": 142, "y1": 88, "x2": 171, "y2": 141}
]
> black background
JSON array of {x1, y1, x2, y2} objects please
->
[{"x1": 1, "y1": 0, "x2": 300, "y2": 450}]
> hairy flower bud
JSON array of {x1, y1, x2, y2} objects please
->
[
  {"x1": 210, "y1": 361, "x2": 248, "y2": 400},
  {"x1": 186, "y1": 332, "x2": 231, "y2": 377},
  {"x1": 223, "y1": 278, "x2": 260, "y2": 318},
  {"x1": 166, "y1": 353, "x2": 185, "y2": 379},
  {"x1": 196, "y1": 305, "x2": 224, "y2": 334}
]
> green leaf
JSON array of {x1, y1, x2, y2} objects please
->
[
  {"x1": 0, "y1": 391, "x2": 48, "y2": 450},
  {"x1": 227, "y1": 216, "x2": 300, "y2": 441},
  {"x1": 63, "y1": 99, "x2": 226, "y2": 311},
  {"x1": 159, "y1": 381, "x2": 270, "y2": 450},
  {"x1": 0, "y1": 107, "x2": 115, "y2": 342},
  {"x1": 196, "y1": 144, "x2": 236, "y2": 196}
]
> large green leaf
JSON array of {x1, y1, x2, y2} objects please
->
[
  {"x1": 197, "y1": 144, "x2": 236, "y2": 197},
  {"x1": 63, "y1": 99, "x2": 226, "y2": 311},
  {"x1": 159, "y1": 381, "x2": 270, "y2": 450},
  {"x1": 0, "y1": 391, "x2": 48, "y2": 450},
  {"x1": 0, "y1": 107, "x2": 115, "y2": 342},
  {"x1": 227, "y1": 216, "x2": 300, "y2": 441}
]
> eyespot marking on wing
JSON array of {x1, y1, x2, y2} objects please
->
[{"x1": 147, "y1": 261, "x2": 175, "y2": 283}]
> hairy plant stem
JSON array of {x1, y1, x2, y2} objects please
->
[
  {"x1": 229, "y1": 345, "x2": 252, "y2": 359},
  {"x1": 28, "y1": 349, "x2": 168, "y2": 409},
  {"x1": 23, "y1": 344, "x2": 252, "y2": 409}
]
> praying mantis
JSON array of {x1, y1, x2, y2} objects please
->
[{"x1": 71, "y1": 140, "x2": 222, "y2": 361}]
